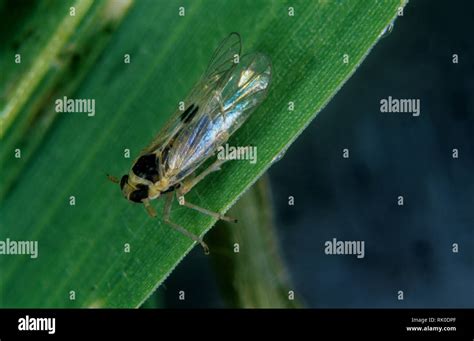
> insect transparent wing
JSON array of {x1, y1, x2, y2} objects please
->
[
  {"x1": 139, "y1": 33, "x2": 242, "y2": 156},
  {"x1": 217, "y1": 52, "x2": 272, "y2": 136},
  {"x1": 181, "y1": 32, "x2": 241, "y2": 107},
  {"x1": 164, "y1": 53, "x2": 272, "y2": 182},
  {"x1": 201, "y1": 32, "x2": 242, "y2": 89}
]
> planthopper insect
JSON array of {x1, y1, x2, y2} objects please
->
[{"x1": 108, "y1": 32, "x2": 272, "y2": 254}]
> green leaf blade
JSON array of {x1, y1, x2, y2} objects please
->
[{"x1": 0, "y1": 0, "x2": 405, "y2": 307}]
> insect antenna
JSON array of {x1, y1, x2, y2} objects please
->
[{"x1": 106, "y1": 174, "x2": 120, "y2": 184}]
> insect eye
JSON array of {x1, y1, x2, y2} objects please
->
[
  {"x1": 129, "y1": 185, "x2": 149, "y2": 203},
  {"x1": 120, "y1": 175, "x2": 129, "y2": 189}
]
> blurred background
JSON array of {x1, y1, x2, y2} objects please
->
[{"x1": 162, "y1": 0, "x2": 474, "y2": 308}]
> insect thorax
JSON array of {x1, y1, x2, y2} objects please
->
[
  {"x1": 129, "y1": 152, "x2": 176, "y2": 195},
  {"x1": 132, "y1": 154, "x2": 160, "y2": 183}
]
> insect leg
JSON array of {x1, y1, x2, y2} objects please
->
[
  {"x1": 163, "y1": 192, "x2": 209, "y2": 254},
  {"x1": 179, "y1": 158, "x2": 229, "y2": 195},
  {"x1": 142, "y1": 198, "x2": 157, "y2": 217},
  {"x1": 177, "y1": 193, "x2": 237, "y2": 223}
]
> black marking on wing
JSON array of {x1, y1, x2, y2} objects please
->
[
  {"x1": 160, "y1": 137, "x2": 174, "y2": 164},
  {"x1": 180, "y1": 104, "x2": 199, "y2": 123},
  {"x1": 132, "y1": 154, "x2": 159, "y2": 182},
  {"x1": 179, "y1": 104, "x2": 194, "y2": 121}
]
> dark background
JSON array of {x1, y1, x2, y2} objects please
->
[{"x1": 161, "y1": 0, "x2": 474, "y2": 308}]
